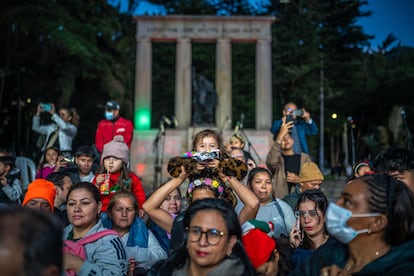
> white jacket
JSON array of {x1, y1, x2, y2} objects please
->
[{"x1": 32, "y1": 113, "x2": 77, "y2": 152}]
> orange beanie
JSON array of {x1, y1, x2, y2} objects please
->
[{"x1": 22, "y1": 179, "x2": 56, "y2": 211}]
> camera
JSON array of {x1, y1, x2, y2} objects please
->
[
  {"x1": 63, "y1": 157, "x2": 75, "y2": 163},
  {"x1": 40, "y1": 103, "x2": 52, "y2": 112},
  {"x1": 292, "y1": 109, "x2": 304, "y2": 117},
  {"x1": 192, "y1": 150, "x2": 220, "y2": 162}
]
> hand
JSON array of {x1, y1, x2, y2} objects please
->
[
  {"x1": 289, "y1": 220, "x2": 302, "y2": 248},
  {"x1": 177, "y1": 165, "x2": 190, "y2": 180},
  {"x1": 276, "y1": 117, "x2": 294, "y2": 142},
  {"x1": 49, "y1": 103, "x2": 56, "y2": 115},
  {"x1": 95, "y1": 174, "x2": 106, "y2": 184},
  {"x1": 36, "y1": 104, "x2": 43, "y2": 115},
  {"x1": 320, "y1": 265, "x2": 351, "y2": 276},
  {"x1": 63, "y1": 252, "x2": 84, "y2": 273},
  {"x1": 302, "y1": 108, "x2": 311, "y2": 122},
  {"x1": 286, "y1": 171, "x2": 299, "y2": 183},
  {"x1": 54, "y1": 156, "x2": 68, "y2": 171},
  {"x1": 0, "y1": 176, "x2": 7, "y2": 186}
]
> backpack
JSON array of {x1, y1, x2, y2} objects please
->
[{"x1": 63, "y1": 229, "x2": 119, "y2": 276}]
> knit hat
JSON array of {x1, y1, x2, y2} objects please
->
[
  {"x1": 298, "y1": 162, "x2": 324, "y2": 183},
  {"x1": 242, "y1": 219, "x2": 276, "y2": 269},
  {"x1": 101, "y1": 135, "x2": 130, "y2": 164},
  {"x1": 22, "y1": 179, "x2": 56, "y2": 211}
]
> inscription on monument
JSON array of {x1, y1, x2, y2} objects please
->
[{"x1": 138, "y1": 18, "x2": 272, "y2": 40}]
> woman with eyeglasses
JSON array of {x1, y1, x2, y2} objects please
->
[
  {"x1": 288, "y1": 189, "x2": 331, "y2": 267},
  {"x1": 143, "y1": 129, "x2": 259, "y2": 252},
  {"x1": 147, "y1": 198, "x2": 256, "y2": 275},
  {"x1": 290, "y1": 174, "x2": 414, "y2": 275}
]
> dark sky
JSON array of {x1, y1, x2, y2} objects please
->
[
  {"x1": 110, "y1": 0, "x2": 414, "y2": 48},
  {"x1": 358, "y1": 0, "x2": 414, "y2": 48}
]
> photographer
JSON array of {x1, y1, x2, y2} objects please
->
[
  {"x1": 270, "y1": 102, "x2": 317, "y2": 155},
  {"x1": 0, "y1": 155, "x2": 23, "y2": 206},
  {"x1": 32, "y1": 102, "x2": 79, "y2": 160}
]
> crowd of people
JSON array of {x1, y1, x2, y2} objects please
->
[{"x1": 0, "y1": 100, "x2": 414, "y2": 275}]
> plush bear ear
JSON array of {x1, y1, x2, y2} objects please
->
[
  {"x1": 219, "y1": 158, "x2": 248, "y2": 180},
  {"x1": 167, "y1": 156, "x2": 202, "y2": 178},
  {"x1": 167, "y1": 156, "x2": 185, "y2": 178}
]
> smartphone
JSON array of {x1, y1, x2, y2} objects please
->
[
  {"x1": 296, "y1": 219, "x2": 303, "y2": 241},
  {"x1": 41, "y1": 103, "x2": 52, "y2": 112},
  {"x1": 286, "y1": 114, "x2": 293, "y2": 124}
]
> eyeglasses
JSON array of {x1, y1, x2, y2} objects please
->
[
  {"x1": 165, "y1": 195, "x2": 181, "y2": 202},
  {"x1": 186, "y1": 226, "x2": 226, "y2": 245},
  {"x1": 295, "y1": 209, "x2": 319, "y2": 218}
]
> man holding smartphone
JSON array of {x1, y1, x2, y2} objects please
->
[{"x1": 270, "y1": 102, "x2": 318, "y2": 155}]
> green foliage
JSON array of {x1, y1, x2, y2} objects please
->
[{"x1": 1, "y1": 0, "x2": 414, "y2": 160}]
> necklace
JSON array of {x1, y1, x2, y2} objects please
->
[{"x1": 345, "y1": 248, "x2": 387, "y2": 272}]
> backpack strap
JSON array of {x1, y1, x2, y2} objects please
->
[
  {"x1": 272, "y1": 199, "x2": 289, "y2": 235},
  {"x1": 77, "y1": 229, "x2": 119, "y2": 246}
]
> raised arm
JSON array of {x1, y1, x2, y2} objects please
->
[
  {"x1": 266, "y1": 118, "x2": 292, "y2": 173},
  {"x1": 142, "y1": 171, "x2": 187, "y2": 233},
  {"x1": 224, "y1": 176, "x2": 259, "y2": 225}
]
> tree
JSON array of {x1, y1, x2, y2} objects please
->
[{"x1": 0, "y1": 0, "x2": 137, "y2": 154}]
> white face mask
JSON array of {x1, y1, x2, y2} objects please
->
[
  {"x1": 105, "y1": 111, "x2": 114, "y2": 120},
  {"x1": 326, "y1": 203, "x2": 380, "y2": 244}
]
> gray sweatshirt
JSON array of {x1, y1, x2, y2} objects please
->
[{"x1": 64, "y1": 220, "x2": 128, "y2": 275}]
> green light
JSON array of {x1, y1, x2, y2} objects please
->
[{"x1": 134, "y1": 109, "x2": 151, "y2": 130}]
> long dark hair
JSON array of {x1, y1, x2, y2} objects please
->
[
  {"x1": 295, "y1": 189, "x2": 329, "y2": 250},
  {"x1": 150, "y1": 198, "x2": 255, "y2": 275}
]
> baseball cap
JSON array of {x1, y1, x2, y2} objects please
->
[{"x1": 105, "y1": 100, "x2": 120, "y2": 110}]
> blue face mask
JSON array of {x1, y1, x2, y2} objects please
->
[
  {"x1": 326, "y1": 203, "x2": 380, "y2": 244},
  {"x1": 105, "y1": 111, "x2": 114, "y2": 120}
]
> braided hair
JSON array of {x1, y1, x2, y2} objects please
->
[{"x1": 361, "y1": 174, "x2": 414, "y2": 245}]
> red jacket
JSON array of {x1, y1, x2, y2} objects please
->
[
  {"x1": 92, "y1": 171, "x2": 146, "y2": 212},
  {"x1": 95, "y1": 116, "x2": 133, "y2": 153}
]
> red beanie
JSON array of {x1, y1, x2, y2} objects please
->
[
  {"x1": 242, "y1": 220, "x2": 276, "y2": 269},
  {"x1": 22, "y1": 179, "x2": 56, "y2": 211}
]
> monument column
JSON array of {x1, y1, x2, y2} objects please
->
[
  {"x1": 135, "y1": 38, "x2": 152, "y2": 129},
  {"x1": 256, "y1": 39, "x2": 272, "y2": 130},
  {"x1": 216, "y1": 38, "x2": 232, "y2": 128},
  {"x1": 175, "y1": 38, "x2": 192, "y2": 128}
]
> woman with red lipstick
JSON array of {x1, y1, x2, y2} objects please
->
[
  {"x1": 288, "y1": 189, "x2": 330, "y2": 267},
  {"x1": 148, "y1": 198, "x2": 256, "y2": 275}
]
